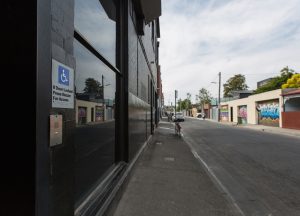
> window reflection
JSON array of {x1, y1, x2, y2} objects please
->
[
  {"x1": 74, "y1": 0, "x2": 116, "y2": 66},
  {"x1": 73, "y1": 39, "x2": 116, "y2": 204},
  {"x1": 74, "y1": 40, "x2": 116, "y2": 125}
]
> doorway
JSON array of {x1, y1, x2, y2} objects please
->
[{"x1": 91, "y1": 107, "x2": 94, "y2": 122}]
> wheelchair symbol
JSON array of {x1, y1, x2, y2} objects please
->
[
  {"x1": 60, "y1": 70, "x2": 68, "y2": 83},
  {"x1": 58, "y1": 66, "x2": 69, "y2": 86}
]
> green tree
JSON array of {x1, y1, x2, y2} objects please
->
[
  {"x1": 83, "y1": 78, "x2": 102, "y2": 95},
  {"x1": 196, "y1": 88, "x2": 212, "y2": 111},
  {"x1": 176, "y1": 99, "x2": 182, "y2": 111},
  {"x1": 282, "y1": 73, "x2": 300, "y2": 89},
  {"x1": 223, "y1": 74, "x2": 248, "y2": 97},
  {"x1": 176, "y1": 93, "x2": 192, "y2": 111},
  {"x1": 254, "y1": 66, "x2": 295, "y2": 94},
  {"x1": 183, "y1": 93, "x2": 192, "y2": 110}
]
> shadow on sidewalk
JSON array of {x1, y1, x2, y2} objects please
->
[{"x1": 109, "y1": 119, "x2": 241, "y2": 216}]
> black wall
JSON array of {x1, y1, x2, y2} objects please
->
[
  {"x1": 127, "y1": 0, "x2": 159, "y2": 161},
  {"x1": 3, "y1": 1, "x2": 36, "y2": 216}
]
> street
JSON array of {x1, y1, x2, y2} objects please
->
[{"x1": 182, "y1": 117, "x2": 300, "y2": 216}]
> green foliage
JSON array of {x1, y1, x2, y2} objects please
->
[
  {"x1": 282, "y1": 73, "x2": 300, "y2": 89},
  {"x1": 223, "y1": 74, "x2": 248, "y2": 97},
  {"x1": 84, "y1": 77, "x2": 102, "y2": 94},
  {"x1": 176, "y1": 93, "x2": 192, "y2": 111},
  {"x1": 196, "y1": 88, "x2": 212, "y2": 106},
  {"x1": 254, "y1": 66, "x2": 295, "y2": 94}
]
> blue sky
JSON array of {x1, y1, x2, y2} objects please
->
[{"x1": 160, "y1": 0, "x2": 300, "y2": 104}]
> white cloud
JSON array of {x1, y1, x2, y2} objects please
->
[{"x1": 160, "y1": 0, "x2": 300, "y2": 104}]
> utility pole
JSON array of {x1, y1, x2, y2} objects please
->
[
  {"x1": 175, "y1": 90, "x2": 178, "y2": 134},
  {"x1": 218, "y1": 72, "x2": 221, "y2": 122},
  {"x1": 102, "y1": 75, "x2": 104, "y2": 101},
  {"x1": 175, "y1": 90, "x2": 177, "y2": 116}
]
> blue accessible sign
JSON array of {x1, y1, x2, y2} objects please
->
[
  {"x1": 52, "y1": 59, "x2": 74, "y2": 109},
  {"x1": 58, "y1": 65, "x2": 70, "y2": 86}
]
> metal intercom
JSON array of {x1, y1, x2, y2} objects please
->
[{"x1": 50, "y1": 114, "x2": 63, "y2": 147}]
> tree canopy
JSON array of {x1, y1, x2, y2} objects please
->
[
  {"x1": 282, "y1": 73, "x2": 300, "y2": 89},
  {"x1": 196, "y1": 88, "x2": 212, "y2": 106},
  {"x1": 223, "y1": 74, "x2": 248, "y2": 97},
  {"x1": 83, "y1": 78, "x2": 103, "y2": 96},
  {"x1": 254, "y1": 66, "x2": 295, "y2": 94},
  {"x1": 177, "y1": 93, "x2": 192, "y2": 111}
]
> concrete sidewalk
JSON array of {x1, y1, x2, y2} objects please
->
[
  {"x1": 236, "y1": 124, "x2": 300, "y2": 138},
  {"x1": 110, "y1": 120, "x2": 240, "y2": 216}
]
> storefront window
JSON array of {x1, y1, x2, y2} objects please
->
[
  {"x1": 73, "y1": 39, "x2": 116, "y2": 204},
  {"x1": 75, "y1": 0, "x2": 116, "y2": 66}
]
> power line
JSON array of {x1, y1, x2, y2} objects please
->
[{"x1": 223, "y1": 72, "x2": 279, "y2": 76}]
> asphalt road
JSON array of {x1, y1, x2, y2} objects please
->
[{"x1": 181, "y1": 118, "x2": 300, "y2": 216}]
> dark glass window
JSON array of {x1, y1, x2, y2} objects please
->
[
  {"x1": 73, "y1": 39, "x2": 116, "y2": 204},
  {"x1": 75, "y1": 0, "x2": 116, "y2": 66}
]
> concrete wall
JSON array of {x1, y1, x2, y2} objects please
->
[{"x1": 221, "y1": 89, "x2": 283, "y2": 127}]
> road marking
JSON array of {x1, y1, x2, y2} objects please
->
[
  {"x1": 164, "y1": 157, "x2": 175, "y2": 162},
  {"x1": 158, "y1": 127, "x2": 173, "y2": 130},
  {"x1": 184, "y1": 135, "x2": 246, "y2": 216}
]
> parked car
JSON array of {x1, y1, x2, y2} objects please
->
[
  {"x1": 172, "y1": 112, "x2": 185, "y2": 122},
  {"x1": 196, "y1": 113, "x2": 205, "y2": 119}
]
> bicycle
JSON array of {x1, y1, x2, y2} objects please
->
[{"x1": 174, "y1": 119, "x2": 182, "y2": 136}]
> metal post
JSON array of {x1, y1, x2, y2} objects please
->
[
  {"x1": 102, "y1": 75, "x2": 104, "y2": 100},
  {"x1": 218, "y1": 72, "x2": 221, "y2": 122},
  {"x1": 175, "y1": 90, "x2": 177, "y2": 134},
  {"x1": 102, "y1": 75, "x2": 105, "y2": 122},
  {"x1": 175, "y1": 90, "x2": 177, "y2": 118}
]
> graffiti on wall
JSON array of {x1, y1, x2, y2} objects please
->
[
  {"x1": 257, "y1": 100, "x2": 279, "y2": 127},
  {"x1": 238, "y1": 106, "x2": 247, "y2": 118},
  {"x1": 238, "y1": 105, "x2": 247, "y2": 124},
  {"x1": 96, "y1": 106, "x2": 104, "y2": 121},
  {"x1": 220, "y1": 105, "x2": 229, "y2": 121}
]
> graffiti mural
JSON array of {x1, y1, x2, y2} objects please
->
[
  {"x1": 257, "y1": 100, "x2": 279, "y2": 127},
  {"x1": 220, "y1": 105, "x2": 229, "y2": 121},
  {"x1": 78, "y1": 107, "x2": 87, "y2": 125},
  {"x1": 238, "y1": 106, "x2": 247, "y2": 118},
  {"x1": 238, "y1": 105, "x2": 247, "y2": 124},
  {"x1": 95, "y1": 105, "x2": 104, "y2": 121}
]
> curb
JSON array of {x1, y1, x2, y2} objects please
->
[{"x1": 185, "y1": 116, "x2": 300, "y2": 138}]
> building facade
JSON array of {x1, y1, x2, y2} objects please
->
[
  {"x1": 220, "y1": 88, "x2": 300, "y2": 129},
  {"x1": 5, "y1": 0, "x2": 161, "y2": 216},
  {"x1": 282, "y1": 89, "x2": 300, "y2": 129}
]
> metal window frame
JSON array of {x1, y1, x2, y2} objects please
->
[{"x1": 74, "y1": 30, "x2": 121, "y2": 76}]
